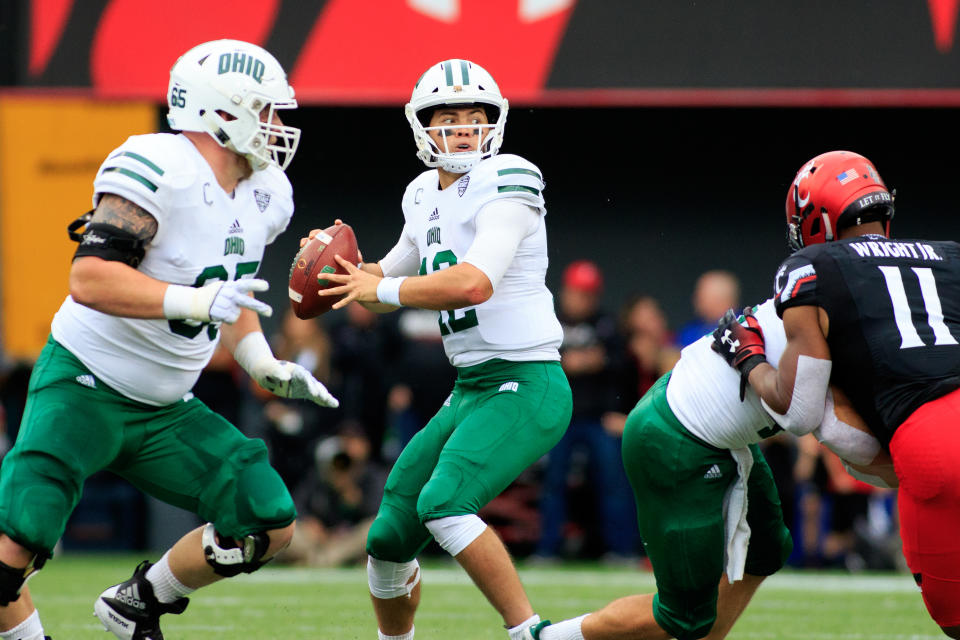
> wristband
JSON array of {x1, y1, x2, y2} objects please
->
[
  {"x1": 163, "y1": 284, "x2": 201, "y2": 320},
  {"x1": 376, "y1": 276, "x2": 407, "y2": 307},
  {"x1": 232, "y1": 331, "x2": 274, "y2": 375},
  {"x1": 737, "y1": 354, "x2": 767, "y2": 401}
]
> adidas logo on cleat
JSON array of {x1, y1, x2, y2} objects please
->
[
  {"x1": 703, "y1": 464, "x2": 722, "y2": 480},
  {"x1": 114, "y1": 584, "x2": 146, "y2": 610}
]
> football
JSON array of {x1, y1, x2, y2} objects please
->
[
  {"x1": 288, "y1": 223, "x2": 359, "y2": 319},
  {"x1": 829, "y1": 385, "x2": 898, "y2": 487}
]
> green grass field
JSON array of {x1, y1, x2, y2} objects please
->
[{"x1": 30, "y1": 553, "x2": 937, "y2": 639}]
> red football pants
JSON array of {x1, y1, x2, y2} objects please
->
[{"x1": 892, "y1": 387, "x2": 960, "y2": 628}]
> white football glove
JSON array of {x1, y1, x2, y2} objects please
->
[
  {"x1": 233, "y1": 332, "x2": 339, "y2": 408},
  {"x1": 254, "y1": 360, "x2": 339, "y2": 408},
  {"x1": 163, "y1": 279, "x2": 273, "y2": 324}
]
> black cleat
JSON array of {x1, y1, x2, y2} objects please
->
[{"x1": 93, "y1": 561, "x2": 188, "y2": 640}]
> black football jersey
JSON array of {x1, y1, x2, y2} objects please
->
[{"x1": 773, "y1": 234, "x2": 960, "y2": 447}]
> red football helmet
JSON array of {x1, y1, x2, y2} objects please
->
[{"x1": 785, "y1": 150, "x2": 894, "y2": 251}]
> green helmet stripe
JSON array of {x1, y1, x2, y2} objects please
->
[
  {"x1": 460, "y1": 60, "x2": 470, "y2": 85},
  {"x1": 102, "y1": 167, "x2": 159, "y2": 192},
  {"x1": 498, "y1": 185, "x2": 540, "y2": 196},
  {"x1": 116, "y1": 151, "x2": 165, "y2": 176},
  {"x1": 444, "y1": 61, "x2": 455, "y2": 86},
  {"x1": 497, "y1": 168, "x2": 542, "y2": 181}
]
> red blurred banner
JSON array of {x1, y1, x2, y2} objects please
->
[
  {"x1": 26, "y1": 0, "x2": 575, "y2": 104},
  {"x1": 21, "y1": 0, "x2": 960, "y2": 106}
]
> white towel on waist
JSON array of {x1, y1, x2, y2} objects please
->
[{"x1": 722, "y1": 446, "x2": 754, "y2": 582}]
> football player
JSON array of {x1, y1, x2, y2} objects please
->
[
  {"x1": 525, "y1": 289, "x2": 892, "y2": 640},
  {"x1": 310, "y1": 59, "x2": 572, "y2": 640},
  {"x1": 0, "y1": 39, "x2": 338, "y2": 640},
  {"x1": 724, "y1": 150, "x2": 960, "y2": 638}
]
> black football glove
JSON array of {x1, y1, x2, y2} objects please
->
[{"x1": 711, "y1": 307, "x2": 767, "y2": 401}]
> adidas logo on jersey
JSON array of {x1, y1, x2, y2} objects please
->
[
  {"x1": 75, "y1": 374, "x2": 96, "y2": 389},
  {"x1": 114, "y1": 584, "x2": 146, "y2": 610},
  {"x1": 253, "y1": 189, "x2": 271, "y2": 212},
  {"x1": 428, "y1": 208, "x2": 440, "y2": 221},
  {"x1": 498, "y1": 381, "x2": 519, "y2": 393},
  {"x1": 457, "y1": 175, "x2": 470, "y2": 197},
  {"x1": 228, "y1": 219, "x2": 244, "y2": 234},
  {"x1": 443, "y1": 394, "x2": 452, "y2": 407},
  {"x1": 703, "y1": 464, "x2": 722, "y2": 480}
]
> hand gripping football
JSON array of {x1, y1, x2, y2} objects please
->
[{"x1": 288, "y1": 224, "x2": 359, "y2": 319}]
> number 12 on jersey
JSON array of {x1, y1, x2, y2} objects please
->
[
  {"x1": 879, "y1": 265, "x2": 959, "y2": 349},
  {"x1": 420, "y1": 250, "x2": 479, "y2": 335}
]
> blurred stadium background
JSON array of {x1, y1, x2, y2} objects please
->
[{"x1": 0, "y1": 1, "x2": 954, "y2": 635}]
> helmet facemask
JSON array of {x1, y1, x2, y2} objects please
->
[
  {"x1": 405, "y1": 59, "x2": 509, "y2": 173},
  {"x1": 408, "y1": 104, "x2": 504, "y2": 173}
]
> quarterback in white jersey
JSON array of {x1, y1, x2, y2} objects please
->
[
  {"x1": 394, "y1": 152, "x2": 563, "y2": 366},
  {"x1": 313, "y1": 59, "x2": 570, "y2": 640},
  {"x1": 0, "y1": 40, "x2": 337, "y2": 640}
]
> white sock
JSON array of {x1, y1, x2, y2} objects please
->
[
  {"x1": 0, "y1": 609, "x2": 45, "y2": 640},
  {"x1": 378, "y1": 626, "x2": 414, "y2": 640},
  {"x1": 507, "y1": 614, "x2": 541, "y2": 640},
  {"x1": 146, "y1": 552, "x2": 195, "y2": 603},
  {"x1": 539, "y1": 614, "x2": 587, "y2": 640}
]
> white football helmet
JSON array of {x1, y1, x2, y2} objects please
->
[
  {"x1": 405, "y1": 59, "x2": 508, "y2": 173},
  {"x1": 167, "y1": 39, "x2": 300, "y2": 171}
]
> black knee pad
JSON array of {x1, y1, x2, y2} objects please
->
[
  {"x1": 0, "y1": 554, "x2": 47, "y2": 606},
  {"x1": 201, "y1": 524, "x2": 270, "y2": 577}
]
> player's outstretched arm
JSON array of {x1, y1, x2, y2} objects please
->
[
  {"x1": 223, "y1": 312, "x2": 339, "y2": 408},
  {"x1": 320, "y1": 255, "x2": 492, "y2": 311}
]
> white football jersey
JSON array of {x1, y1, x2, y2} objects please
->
[
  {"x1": 51, "y1": 133, "x2": 293, "y2": 406},
  {"x1": 665, "y1": 299, "x2": 788, "y2": 449},
  {"x1": 397, "y1": 154, "x2": 562, "y2": 366}
]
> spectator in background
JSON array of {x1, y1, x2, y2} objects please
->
[
  {"x1": 675, "y1": 270, "x2": 740, "y2": 347},
  {"x1": 534, "y1": 260, "x2": 638, "y2": 563},
  {"x1": 328, "y1": 302, "x2": 404, "y2": 462},
  {"x1": 276, "y1": 421, "x2": 387, "y2": 567},
  {"x1": 603, "y1": 295, "x2": 680, "y2": 438},
  {"x1": 793, "y1": 434, "x2": 900, "y2": 571}
]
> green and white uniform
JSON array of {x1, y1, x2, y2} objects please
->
[
  {"x1": 389, "y1": 153, "x2": 562, "y2": 365},
  {"x1": 0, "y1": 133, "x2": 296, "y2": 555},
  {"x1": 54, "y1": 133, "x2": 292, "y2": 405},
  {"x1": 622, "y1": 299, "x2": 793, "y2": 640},
  {"x1": 366, "y1": 154, "x2": 572, "y2": 562}
]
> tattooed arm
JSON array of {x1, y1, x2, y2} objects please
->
[{"x1": 68, "y1": 194, "x2": 170, "y2": 318}]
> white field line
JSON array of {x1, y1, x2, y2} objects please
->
[{"x1": 240, "y1": 567, "x2": 920, "y2": 593}]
